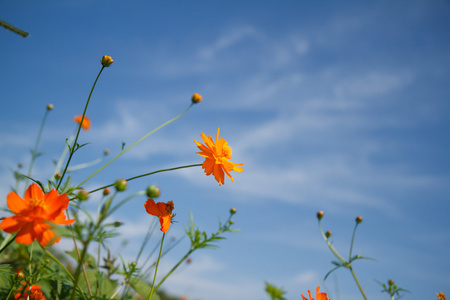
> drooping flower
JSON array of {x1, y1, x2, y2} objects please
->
[
  {"x1": 144, "y1": 199, "x2": 174, "y2": 233},
  {"x1": 0, "y1": 183, "x2": 74, "y2": 246},
  {"x1": 74, "y1": 115, "x2": 91, "y2": 130},
  {"x1": 194, "y1": 128, "x2": 244, "y2": 185},
  {"x1": 301, "y1": 286, "x2": 330, "y2": 300}
]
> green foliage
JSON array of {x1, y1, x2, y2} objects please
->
[
  {"x1": 265, "y1": 281, "x2": 286, "y2": 300},
  {"x1": 377, "y1": 279, "x2": 410, "y2": 299}
]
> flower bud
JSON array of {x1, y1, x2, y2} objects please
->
[
  {"x1": 388, "y1": 279, "x2": 394, "y2": 285},
  {"x1": 104, "y1": 149, "x2": 110, "y2": 155},
  {"x1": 54, "y1": 173, "x2": 62, "y2": 180},
  {"x1": 76, "y1": 189, "x2": 89, "y2": 201},
  {"x1": 103, "y1": 188, "x2": 111, "y2": 196},
  {"x1": 146, "y1": 185, "x2": 161, "y2": 198},
  {"x1": 114, "y1": 179, "x2": 127, "y2": 192},
  {"x1": 114, "y1": 221, "x2": 122, "y2": 227},
  {"x1": 356, "y1": 216, "x2": 363, "y2": 224},
  {"x1": 191, "y1": 93, "x2": 202, "y2": 104},
  {"x1": 317, "y1": 211, "x2": 324, "y2": 220},
  {"x1": 101, "y1": 55, "x2": 113, "y2": 67},
  {"x1": 18, "y1": 163, "x2": 23, "y2": 169},
  {"x1": 230, "y1": 208, "x2": 237, "y2": 215},
  {"x1": 47, "y1": 103, "x2": 54, "y2": 110},
  {"x1": 186, "y1": 257, "x2": 192, "y2": 264},
  {"x1": 325, "y1": 230, "x2": 332, "y2": 238}
]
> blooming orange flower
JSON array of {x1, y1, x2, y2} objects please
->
[
  {"x1": 194, "y1": 128, "x2": 244, "y2": 185},
  {"x1": 74, "y1": 115, "x2": 91, "y2": 130},
  {"x1": 0, "y1": 183, "x2": 74, "y2": 246},
  {"x1": 144, "y1": 199, "x2": 174, "y2": 233},
  {"x1": 15, "y1": 285, "x2": 46, "y2": 300},
  {"x1": 437, "y1": 292, "x2": 446, "y2": 300},
  {"x1": 301, "y1": 286, "x2": 330, "y2": 300}
]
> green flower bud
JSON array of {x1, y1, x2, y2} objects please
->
[
  {"x1": 114, "y1": 179, "x2": 127, "y2": 192},
  {"x1": 146, "y1": 185, "x2": 161, "y2": 198}
]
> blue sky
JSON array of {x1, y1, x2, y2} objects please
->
[{"x1": 1, "y1": 1, "x2": 450, "y2": 299}]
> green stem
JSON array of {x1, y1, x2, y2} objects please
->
[
  {"x1": 318, "y1": 220, "x2": 346, "y2": 264},
  {"x1": 88, "y1": 163, "x2": 202, "y2": 194},
  {"x1": 147, "y1": 233, "x2": 165, "y2": 300},
  {"x1": 154, "y1": 249, "x2": 193, "y2": 292},
  {"x1": 57, "y1": 66, "x2": 105, "y2": 190},
  {"x1": 0, "y1": 233, "x2": 16, "y2": 254},
  {"x1": 41, "y1": 246, "x2": 88, "y2": 300},
  {"x1": 24, "y1": 107, "x2": 51, "y2": 191},
  {"x1": 0, "y1": 19, "x2": 29, "y2": 37},
  {"x1": 349, "y1": 266, "x2": 368, "y2": 300},
  {"x1": 349, "y1": 223, "x2": 359, "y2": 261},
  {"x1": 76, "y1": 103, "x2": 194, "y2": 189}
]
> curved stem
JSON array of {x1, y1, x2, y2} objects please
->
[
  {"x1": 88, "y1": 163, "x2": 202, "y2": 194},
  {"x1": 57, "y1": 66, "x2": 105, "y2": 190},
  {"x1": 147, "y1": 233, "x2": 165, "y2": 300},
  {"x1": 76, "y1": 103, "x2": 194, "y2": 189}
]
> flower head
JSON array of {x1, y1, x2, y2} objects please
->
[
  {"x1": 74, "y1": 115, "x2": 91, "y2": 131},
  {"x1": 194, "y1": 128, "x2": 244, "y2": 185},
  {"x1": 191, "y1": 93, "x2": 202, "y2": 103},
  {"x1": 301, "y1": 286, "x2": 330, "y2": 300},
  {"x1": 101, "y1": 55, "x2": 114, "y2": 67},
  {"x1": 144, "y1": 199, "x2": 174, "y2": 233},
  {"x1": 0, "y1": 183, "x2": 74, "y2": 246},
  {"x1": 14, "y1": 284, "x2": 46, "y2": 300},
  {"x1": 437, "y1": 292, "x2": 446, "y2": 300}
]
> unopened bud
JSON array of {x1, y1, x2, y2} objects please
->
[
  {"x1": 317, "y1": 211, "x2": 324, "y2": 220},
  {"x1": 101, "y1": 55, "x2": 113, "y2": 67},
  {"x1": 76, "y1": 189, "x2": 89, "y2": 201},
  {"x1": 146, "y1": 185, "x2": 161, "y2": 198},
  {"x1": 47, "y1": 103, "x2": 54, "y2": 110},
  {"x1": 104, "y1": 149, "x2": 110, "y2": 155},
  {"x1": 356, "y1": 216, "x2": 363, "y2": 224},
  {"x1": 186, "y1": 257, "x2": 192, "y2": 264},
  {"x1": 18, "y1": 163, "x2": 23, "y2": 168},
  {"x1": 230, "y1": 208, "x2": 237, "y2": 215},
  {"x1": 191, "y1": 93, "x2": 202, "y2": 104},
  {"x1": 388, "y1": 279, "x2": 394, "y2": 285},
  {"x1": 325, "y1": 230, "x2": 332, "y2": 238},
  {"x1": 114, "y1": 221, "x2": 122, "y2": 227},
  {"x1": 103, "y1": 188, "x2": 111, "y2": 196},
  {"x1": 55, "y1": 173, "x2": 61, "y2": 180},
  {"x1": 114, "y1": 179, "x2": 127, "y2": 191}
]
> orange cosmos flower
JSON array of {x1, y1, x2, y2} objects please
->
[
  {"x1": 15, "y1": 285, "x2": 46, "y2": 300},
  {"x1": 0, "y1": 183, "x2": 74, "y2": 246},
  {"x1": 301, "y1": 286, "x2": 330, "y2": 300},
  {"x1": 144, "y1": 199, "x2": 174, "y2": 233},
  {"x1": 194, "y1": 127, "x2": 244, "y2": 185},
  {"x1": 74, "y1": 115, "x2": 91, "y2": 130}
]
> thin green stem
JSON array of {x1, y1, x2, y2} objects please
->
[
  {"x1": 57, "y1": 66, "x2": 105, "y2": 190},
  {"x1": 154, "y1": 249, "x2": 193, "y2": 292},
  {"x1": 147, "y1": 232, "x2": 165, "y2": 300},
  {"x1": 24, "y1": 107, "x2": 51, "y2": 190},
  {"x1": 0, "y1": 233, "x2": 16, "y2": 254},
  {"x1": 349, "y1": 266, "x2": 368, "y2": 300},
  {"x1": 41, "y1": 246, "x2": 88, "y2": 300},
  {"x1": 349, "y1": 223, "x2": 359, "y2": 261},
  {"x1": 318, "y1": 220, "x2": 346, "y2": 264},
  {"x1": 88, "y1": 163, "x2": 202, "y2": 194},
  {"x1": 76, "y1": 103, "x2": 194, "y2": 189}
]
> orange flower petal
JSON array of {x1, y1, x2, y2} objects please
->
[
  {"x1": 74, "y1": 115, "x2": 91, "y2": 131},
  {"x1": 159, "y1": 215, "x2": 171, "y2": 233},
  {"x1": 144, "y1": 199, "x2": 167, "y2": 216},
  {"x1": 6, "y1": 192, "x2": 28, "y2": 214}
]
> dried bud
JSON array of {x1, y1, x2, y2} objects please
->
[
  {"x1": 114, "y1": 179, "x2": 127, "y2": 192},
  {"x1": 230, "y1": 208, "x2": 237, "y2": 215},
  {"x1": 191, "y1": 93, "x2": 202, "y2": 103},
  {"x1": 146, "y1": 185, "x2": 161, "y2": 198},
  {"x1": 103, "y1": 188, "x2": 111, "y2": 196},
  {"x1": 101, "y1": 55, "x2": 113, "y2": 67},
  {"x1": 46, "y1": 103, "x2": 54, "y2": 110},
  {"x1": 325, "y1": 230, "x2": 332, "y2": 238},
  {"x1": 356, "y1": 216, "x2": 363, "y2": 224},
  {"x1": 317, "y1": 211, "x2": 324, "y2": 220},
  {"x1": 76, "y1": 189, "x2": 89, "y2": 201}
]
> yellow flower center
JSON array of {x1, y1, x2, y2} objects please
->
[
  {"x1": 222, "y1": 143, "x2": 232, "y2": 159},
  {"x1": 29, "y1": 197, "x2": 43, "y2": 209}
]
